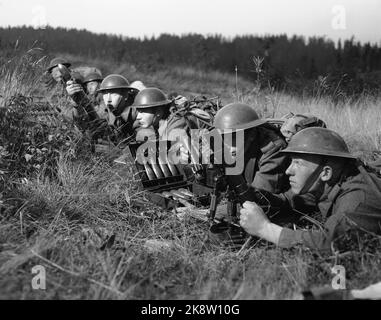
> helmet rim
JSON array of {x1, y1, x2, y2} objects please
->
[
  {"x1": 132, "y1": 87, "x2": 172, "y2": 108},
  {"x1": 280, "y1": 127, "x2": 357, "y2": 160},
  {"x1": 213, "y1": 102, "x2": 265, "y2": 131}
]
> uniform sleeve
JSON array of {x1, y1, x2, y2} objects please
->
[
  {"x1": 187, "y1": 109, "x2": 212, "y2": 130},
  {"x1": 252, "y1": 143, "x2": 290, "y2": 193},
  {"x1": 166, "y1": 116, "x2": 188, "y2": 141},
  {"x1": 278, "y1": 191, "x2": 367, "y2": 252},
  {"x1": 254, "y1": 189, "x2": 318, "y2": 225}
]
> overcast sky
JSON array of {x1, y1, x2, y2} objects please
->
[{"x1": 0, "y1": 0, "x2": 380, "y2": 44}]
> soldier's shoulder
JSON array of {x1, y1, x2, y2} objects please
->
[
  {"x1": 259, "y1": 125, "x2": 287, "y2": 155},
  {"x1": 167, "y1": 113, "x2": 187, "y2": 128}
]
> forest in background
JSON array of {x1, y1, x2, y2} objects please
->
[
  {"x1": 1, "y1": 25, "x2": 381, "y2": 300},
  {"x1": 1, "y1": 47, "x2": 381, "y2": 300},
  {"x1": 1, "y1": 26, "x2": 381, "y2": 97}
]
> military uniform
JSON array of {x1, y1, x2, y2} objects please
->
[
  {"x1": 242, "y1": 125, "x2": 290, "y2": 193},
  {"x1": 265, "y1": 163, "x2": 381, "y2": 251},
  {"x1": 241, "y1": 127, "x2": 381, "y2": 252},
  {"x1": 82, "y1": 71, "x2": 104, "y2": 102},
  {"x1": 111, "y1": 106, "x2": 139, "y2": 144},
  {"x1": 44, "y1": 82, "x2": 79, "y2": 121},
  {"x1": 157, "y1": 115, "x2": 188, "y2": 140},
  {"x1": 74, "y1": 97, "x2": 137, "y2": 147},
  {"x1": 42, "y1": 57, "x2": 78, "y2": 120},
  {"x1": 212, "y1": 103, "x2": 291, "y2": 194},
  {"x1": 133, "y1": 88, "x2": 209, "y2": 141},
  {"x1": 132, "y1": 89, "x2": 215, "y2": 177},
  {"x1": 157, "y1": 109, "x2": 212, "y2": 141},
  {"x1": 90, "y1": 92, "x2": 104, "y2": 108},
  {"x1": 80, "y1": 74, "x2": 139, "y2": 145}
]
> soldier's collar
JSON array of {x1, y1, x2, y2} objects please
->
[{"x1": 319, "y1": 181, "x2": 342, "y2": 204}]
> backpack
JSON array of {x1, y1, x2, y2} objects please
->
[
  {"x1": 357, "y1": 158, "x2": 381, "y2": 199},
  {"x1": 267, "y1": 112, "x2": 327, "y2": 141},
  {"x1": 362, "y1": 157, "x2": 381, "y2": 177},
  {"x1": 169, "y1": 95, "x2": 220, "y2": 132}
]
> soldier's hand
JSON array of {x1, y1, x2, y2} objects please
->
[
  {"x1": 351, "y1": 282, "x2": 381, "y2": 300},
  {"x1": 178, "y1": 142, "x2": 190, "y2": 164},
  {"x1": 167, "y1": 141, "x2": 189, "y2": 165},
  {"x1": 66, "y1": 80, "x2": 83, "y2": 96},
  {"x1": 240, "y1": 201, "x2": 283, "y2": 245},
  {"x1": 239, "y1": 201, "x2": 269, "y2": 236},
  {"x1": 177, "y1": 136, "x2": 197, "y2": 165}
]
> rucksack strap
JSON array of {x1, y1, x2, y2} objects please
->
[{"x1": 357, "y1": 159, "x2": 381, "y2": 199}]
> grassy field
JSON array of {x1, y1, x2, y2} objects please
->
[{"x1": 0, "y1": 51, "x2": 380, "y2": 300}]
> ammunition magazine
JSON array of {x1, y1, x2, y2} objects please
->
[{"x1": 116, "y1": 140, "x2": 213, "y2": 210}]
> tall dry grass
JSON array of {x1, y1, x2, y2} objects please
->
[
  {"x1": 0, "y1": 48, "x2": 47, "y2": 100},
  {"x1": 246, "y1": 93, "x2": 381, "y2": 160},
  {"x1": 0, "y1": 52, "x2": 380, "y2": 300}
]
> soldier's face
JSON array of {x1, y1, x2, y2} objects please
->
[
  {"x1": 51, "y1": 67, "x2": 62, "y2": 83},
  {"x1": 86, "y1": 81, "x2": 100, "y2": 95},
  {"x1": 286, "y1": 155, "x2": 321, "y2": 194},
  {"x1": 136, "y1": 108, "x2": 156, "y2": 128},
  {"x1": 280, "y1": 116, "x2": 306, "y2": 142},
  {"x1": 102, "y1": 89, "x2": 125, "y2": 111}
]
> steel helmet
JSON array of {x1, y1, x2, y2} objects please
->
[
  {"x1": 83, "y1": 72, "x2": 103, "y2": 84},
  {"x1": 47, "y1": 57, "x2": 71, "y2": 73},
  {"x1": 213, "y1": 103, "x2": 266, "y2": 131},
  {"x1": 71, "y1": 71, "x2": 84, "y2": 84},
  {"x1": 97, "y1": 74, "x2": 133, "y2": 92},
  {"x1": 281, "y1": 127, "x2": 357, "y2": 159},
  {"x1": 129, "y1": 80, "x2": 146, "y2": 92},
  {"x1": 132, "y1": 87, "x2": 172, "y2": 108}
]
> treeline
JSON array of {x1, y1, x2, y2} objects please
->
[{"x1": 1, "y1": 26, "x2": 381, "y2": 96}]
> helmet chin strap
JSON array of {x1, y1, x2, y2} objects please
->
[
  {"x1": 299, "y1": 158, "x2": 327, "y2": 195},
  {"x1": 152, "y1": 108, "x2": 167, "y2": 129},
  {"x1": 152, "y1": 113, "x2": 160, "y2": 127},
  {"x1": 113, "y1": 98, "x2": 127, "y2": 117}
]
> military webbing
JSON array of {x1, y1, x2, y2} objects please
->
[
  {"x1": 357, "y1": 160, "x2": 381, "y2": 200},
  {"x1": 299, "y1": 158, "x2": 327, "y2": 195}
]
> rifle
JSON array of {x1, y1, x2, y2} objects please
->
[
  {"x1": 207, "y1": 164, "x2": 227, "y2": 222},
  {"x1": 206, "y1": 165, "x2": 273, "y2": 228},
  {"x1": 204, "y1": 166, "x2": 253, "y2": 248},
  {"x1": 58, "y1": 64, "x2": 99, "y2": 123}
]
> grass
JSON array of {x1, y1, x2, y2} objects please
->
[{"x1": 0, "y1": 52, "x2": 381, "y2": 300}]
